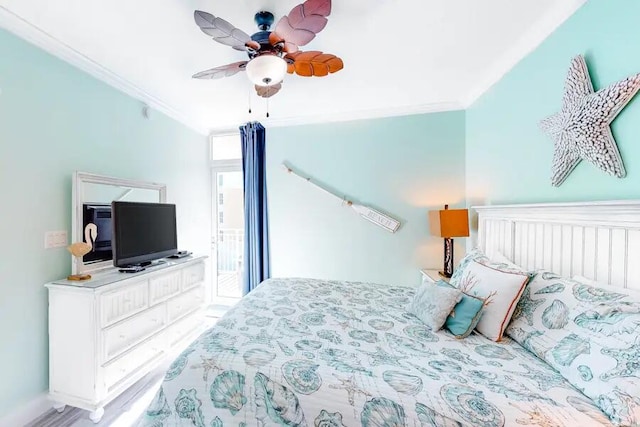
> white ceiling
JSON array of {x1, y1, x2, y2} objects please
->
[{"x1": 0, "y1": 0, "x2": 585, "y2": 134}]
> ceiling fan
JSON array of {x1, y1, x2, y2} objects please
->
[{"x1": 192, "y1": 0, "x2": 344, "y2": 99}]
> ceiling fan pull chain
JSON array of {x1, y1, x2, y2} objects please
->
[
  {"x1": 266, "y1": 95, "x2": 270, "y2": 118},
  {"x1": 248, "y1": 87, "x2": 252, "y2": 114}
]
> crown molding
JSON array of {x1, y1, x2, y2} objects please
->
[
  {"x1": 2, "y1": 1, "x2": 584, "y2": 135},
  {"x1": 209, "y1": 101, "x2": 465, "y2": 133},
  {"x1": 463, "y1": 0, "x2": 587, "y2": 108},
  {"x1": 0, "y1": 6, "x2": 209, "y2": 135}
]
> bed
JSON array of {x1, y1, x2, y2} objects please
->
[{"x1": 138, "y1": 200, "x2": 640, "y2": 426}]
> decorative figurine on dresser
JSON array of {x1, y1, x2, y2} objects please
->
[{"x1": 66, "y1": 223, "x2": 97, "y2": 281}]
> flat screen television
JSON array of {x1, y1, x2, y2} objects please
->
[{"x1": 111, "y1": 201, "x2": 178, "y2": 267}]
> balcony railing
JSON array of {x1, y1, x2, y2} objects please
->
[{"x1": 217, "y1": 228, "x2": 244, "y2": 298}]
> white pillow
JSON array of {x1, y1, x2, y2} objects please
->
[
  {"x1": 408, "y1": 282, "x2": 462, "y2": 331},
  {"x1": 450, "y1": 248, "x2": 532, "y2": 288},
  {"x1": 491, "y1": 251, "x2": 538, "y2": 276},
  {"x1": 491, "y1": 251, "x2": 513, "y2": 265},
  {"x1": 453, "y1": 260, "x2": 530, "y2": 341}
]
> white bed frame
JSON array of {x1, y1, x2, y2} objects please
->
[{"x1": 474, "y1": 200, "x2": 640, "y2": 291}]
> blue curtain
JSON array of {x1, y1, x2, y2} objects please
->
[{"x1": 240, "y1": 122, "x2": 270, "y2": 295}]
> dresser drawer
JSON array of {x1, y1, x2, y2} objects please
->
[
  {"x1": 100, "y1": 280, "x2": 149, "y2": 327},
  {"x1": 167, "y1": 285, "x2": 204, "y2": 322},
  {"x1": 182, "y1": 262, "x2": 205, "y2": 290},
  {"x1": 103, "y1": 304, "x2": 166, "y2": 361},
  {"x1": 103, "y1": 335, "x2": 164, "y2": 392},
  {"x1": 166, "y1": 312, "x2": 203, "y2": 349},
  {"x1": 149, "y1": 271, "x2": 182, "y2": 305}
]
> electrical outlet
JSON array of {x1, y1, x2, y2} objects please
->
[{"x1": 45, "y1": 230, "x2": 68, "y2": 249}]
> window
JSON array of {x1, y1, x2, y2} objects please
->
[
  {"x1": 219, "y1": 193, "x2": 224, "y2": 205},
  {"x1": 218, "y1": 175, "x2": 224, "y2": 187},
  {"x1": 218, "y1": 211, "x2": 224, "y2": 224},
  {"x1": 211, "y1": 133, "x2": 242, "y2": 162}
]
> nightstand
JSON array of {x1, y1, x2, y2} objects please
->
[{"x1": 420, "y1": 269, "x2": 451, "y2": 285}]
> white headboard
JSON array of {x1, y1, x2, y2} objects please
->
[{"x1": 474, "y1": 200, "x2": 640, "y2": 290}]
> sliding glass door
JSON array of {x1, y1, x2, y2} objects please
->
[{"x1": 211, "y1": 135, "x2": 244, "y2": 307}]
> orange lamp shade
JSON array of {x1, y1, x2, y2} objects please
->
[{"x1": 429, "y1": 208, "x2": 469, "y2": 238}]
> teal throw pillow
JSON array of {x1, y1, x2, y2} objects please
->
[{"x1": 436, "y1": 280, "x2": 484, "y2": 338}]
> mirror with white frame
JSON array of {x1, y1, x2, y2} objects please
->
[{"x1": 72, "y1": 172, "x2": 167, "y2": 274}]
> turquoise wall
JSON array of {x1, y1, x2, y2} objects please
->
[
  {"x1": 0, "y1": 29, "x2": 210, "y2": 415},
  {"x1": 466, "y1": 1, "x2": 640, "y2": 205},
  {"x1": 267, "y1": 112, "x2": 466, "y2": 287}
]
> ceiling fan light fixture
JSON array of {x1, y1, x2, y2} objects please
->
[{"x1": 245, "y1": 55, "x2": 287, "y2": 86}]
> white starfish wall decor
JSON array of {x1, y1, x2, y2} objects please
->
[{"x1": 540, "y1": 55, "x2": 640, "y2": 187}]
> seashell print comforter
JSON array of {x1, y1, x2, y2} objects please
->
[{"x1": 137, "y1": 278, "x2": 614, "y2": 426}]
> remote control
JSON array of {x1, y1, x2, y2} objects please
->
[
  {"x1": 168, "y1": 251, "x2": 192, "y2": 259},
  {"x1": 119, "y1": 266, "x2": 145, "y2": 273}
]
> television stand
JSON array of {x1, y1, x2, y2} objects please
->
[{"x1": 45, "y1": 256, "x2": 208, "y2": 423}]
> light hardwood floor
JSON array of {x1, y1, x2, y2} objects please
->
[{"x1": 25, "y1": 364, "x2": 166, "y2": 427}]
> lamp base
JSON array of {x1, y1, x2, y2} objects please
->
[
  {"x1": 442, "y1": 237, "x2": 454, "y2": 278},
  {"x1": 438, "y1": 270, "x2": 452, "y2": 279}
]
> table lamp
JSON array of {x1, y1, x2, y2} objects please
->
[{"x1": 429, "y1": 204, "x2": 469, "y2": 278}]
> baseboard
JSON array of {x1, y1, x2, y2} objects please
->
[{"x1": 0, "y1": 393, "x2": 51, "y2": 427}]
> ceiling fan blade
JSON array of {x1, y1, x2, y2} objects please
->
[
  {"x1": 292, "y1": 51, "x2": 323, "y2": 62},
  {"x1": 294, "y1": 62, "x2": 314, "y2": 77},
  {"x1": 192, "y1": 61, "x2": 248, "y2": 79},
  {"x1": 194, "y1": 10, "x2": 252, "y2": 51},
  {"x1": 325, "y1": 56, "x2": 344, "y2": 73},
  {"x1": 275, "y1": 17, "x2": 317, "y2": 48},
  {"x1": 287, "y1": 5, "x2": 328, "y2": 32},
  {"x1": 272, "y1": 0, "x2": 331, "y2": 51},
  {"x1": 299, "y1": 0, "x2": 332, "y2": 17},
  {"x1": 255, "y1": 83, "x2": 282, "y2": 98},
  {"x1": 285, "y1": 51, "x2": 343, "y2": 77}
]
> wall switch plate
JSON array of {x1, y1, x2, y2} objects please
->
[{"x1": 45, "y1": 230, "x2": 68, "y2": 249}]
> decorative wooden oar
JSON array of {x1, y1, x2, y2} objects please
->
[{"x1": 282, "y1": 163, "x2": 401, "y2": 233}]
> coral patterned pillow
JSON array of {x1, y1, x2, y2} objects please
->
[
  {"x1": 450, "y1": 248, "x2": 533, "y2": 288},
  {"x1": 453, "y1": 260, "x2": 529, "y2": 341}
]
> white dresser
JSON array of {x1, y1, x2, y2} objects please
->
[{"x1": 45, "y1": 256, "x2": 208, "y2": 423}]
